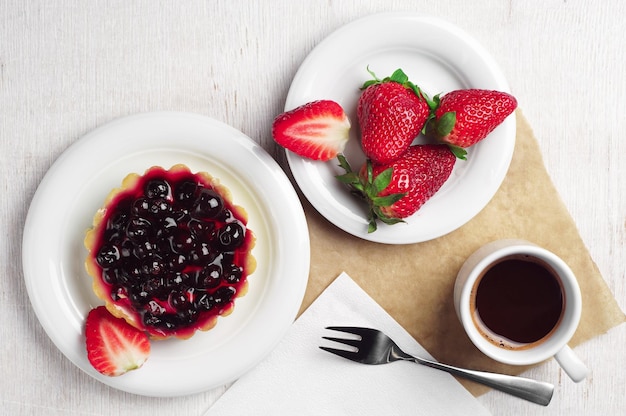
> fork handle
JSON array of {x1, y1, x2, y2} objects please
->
[{"x1": 410, "y1": 356, "x2": 554, "y2": 406}]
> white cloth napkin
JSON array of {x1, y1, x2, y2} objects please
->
[{"x1": 204, "y1": 272, "x2": 491, "y2": 415}]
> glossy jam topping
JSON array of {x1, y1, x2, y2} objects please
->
[{"x1": 85, "y1": 165, "x2": 255, "y2": 339}]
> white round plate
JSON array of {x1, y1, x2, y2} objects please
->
[
  {"x1": 285, "y1": 13, "x2": 516, "y2": 244},
  {"x1": 22, "y1": 112, "x2": 310, "y2": 396}
]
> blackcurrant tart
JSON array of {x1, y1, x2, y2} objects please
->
[{"x1": 84, "y1": 165, "x2": 256, "y2": 339}]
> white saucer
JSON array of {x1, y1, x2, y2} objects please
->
[
  {"x1": 285, "y1": 13, "x2": 516, "y2": 244},
  {"x1": 22, "y1": 112, "x2": 310, "y2": 396}
]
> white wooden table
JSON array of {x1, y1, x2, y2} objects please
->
[{"x1": 1, "y1": 1, "x2": 624, "y2": 414}]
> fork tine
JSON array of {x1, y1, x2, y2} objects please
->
[
  {"x1": 319, "y1": 346, "x2": 359, "y2": 361},
  {"x1": 321, "y1": 336, "x2": 361, "y2": 348},
  {"x1": 325, "y1": 326, "x2": 374, "y2": 337}
]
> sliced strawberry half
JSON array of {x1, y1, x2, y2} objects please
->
[
  {"x1": 272, "y1": 100, "x2": 351, "y2": 161},
  {"x1": 85, "y1": 306, "x2": 151, "y2": 377}
]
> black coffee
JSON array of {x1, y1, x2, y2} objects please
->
[{"x1": 471, "y1": 254, "x2": 564, "y2": 349}]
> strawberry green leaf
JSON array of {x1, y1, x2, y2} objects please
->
[
  {"x1": 362, "y1": 79, "x2": 378, "y2": 89},
  {"x1": 448, "y1": 144, "x2": 468, "y2": 160},
  {"x1": 421, "y1": 113, "x2": 436, "y2": 136},
  {"x1": 406, "y1": 82, "x2": 420, "y2": 98},
  {"x1": 336, "y1": 155, "x2": 365, "y2": 188},
  {"x1": 426, "y1": 93, "x2": 441, "y2": 112},
  {"x1": 389, "y1": 68, "x2": 409, "y2": 84},
  {"x1": 336, "y1": 154, "x2": 352, "y2": 173},
  {"x1": 335, "y1": 172, "x2": 360, "y2": 185},
  {"x1": 378, "y1": 216, "x2": 405, "y2": 226},
  {"x1": 366, "y1": 197, "x2": 406, "y2": 233},
  {"x1": 371, "y1": 193, "x2": 405, "y2": 207},
  {"x1": 436, "y1": 111, "x2": 456, "y2": 137},
  {"x1": 366, "y1": 160, "x2": 373, "y2": 183},
  {"x1": 372, "y1": 167, "x2": 393, "y2": 193},
  {"x1": 367, "y1": 217, "x2": 378, "y2": 233}
]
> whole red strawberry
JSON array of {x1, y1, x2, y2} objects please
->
[
  {"x1": 428, "y1": 89, "x2": 517, "y2": 159},
  {"x1": 337, "y1": 144, "x2": 456, "y2": 232},
  {"x1": 357, "y1": 68, "x2": 430, "y2": 164}
]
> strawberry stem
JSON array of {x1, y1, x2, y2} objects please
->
[{"x1": 362, "y1": 66, "x2": 382, "y2": 89}]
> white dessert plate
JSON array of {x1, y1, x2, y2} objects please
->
[
  {"x1": 285, "y1": 13, "x2": 516, "y2": 244},
  {"x1": 22, "y1": 112, "x2": 310, "y2": 396}
]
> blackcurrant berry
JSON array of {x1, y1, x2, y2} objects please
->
[
  {"x1": 197, "y1": 264, "x2": 221, "y2": 289},
  {"x1": 174, "y1": 180, "x2": 198, "y2": 206},
  {"x1": 126, "y1": 216, "x2": 153, "y2": 242},
  {"x1": 223, "y1": 264, "x2": 243, "y2": 283},
  {"x1": 145, "y1": 179, "x2": 170, "y2": 199},
  {"x1": 96, "y1": 244, "x2": 121, "y2": 268},
  {"x1": 193, "y1": 188, "x2": 223, "y2": 219},
  {"x1": 212, "y1": 286, "x2": 236, "y2": 305},
  {"x1": 215, "y1": 222, "x2": 245, "y2": 251},
  {"x1": 169, "y1": 290, "x2": 190, "y2": 310}
]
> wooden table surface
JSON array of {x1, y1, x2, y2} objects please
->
[{"x1": 1, "y1": 1, "x2": 624, "y2": 415}]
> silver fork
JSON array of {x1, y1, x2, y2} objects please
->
[{"x1": 320, "y1": 326, "x2": 554, "y2": 406}]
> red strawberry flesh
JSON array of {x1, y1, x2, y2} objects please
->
[
  {"x1": 85, "y1": 306, "x2": 151, "y2": 377},
  {"x1": 272, "y1": 100, "x2": 350, "y2": 161}
]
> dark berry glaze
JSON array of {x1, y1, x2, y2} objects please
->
[{"x1": 85, "y1": 165, "x2": 255, "y2": 339}]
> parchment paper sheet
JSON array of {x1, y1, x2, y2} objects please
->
[{"x1": 296, "y1": 111, "x2": 626, "y2": 395}]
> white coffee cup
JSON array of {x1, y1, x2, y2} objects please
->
[{"x1": 453, "y1": 239, "x2": 588, "y2": 382}]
